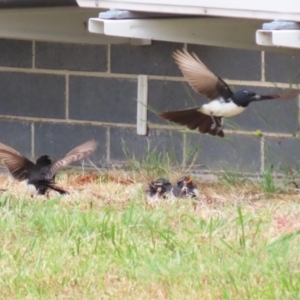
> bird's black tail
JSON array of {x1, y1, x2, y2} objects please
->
[
  {"x1": 35, "y1": 180, "x2": 68, "y2": 195},
  {"x1": 159, "y1": 108, "x2": 224, "y2": 137},
  {"x1": 255, "y1": 91, "x2": 299, "y2": 101}
]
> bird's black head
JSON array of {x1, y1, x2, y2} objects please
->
[
  {"x1": 177, "y1": 175, "x2": 198, "y2": 198},
  {"x1": 148, "y1": 178, "x2": 172, "y2": 197},
  {"x1": 232, "y1": 90, "x2": 261, "y2": 107},
  {"x1": 36, "y1": 155, "x2": 52, "y2": 166},
  {"x1": 149, "y1": 178, "x2": 172, "y2": 190},
  {"x1": 177, "y1": 176, "x2": 193, "y2": 189}
]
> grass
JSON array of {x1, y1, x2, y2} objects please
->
[
  {"x1": 122, "y1": 138, "x2": 193, "y2": 180},
  {"x1": 260, "y1": 167, "x2": 279, "y2": 194},
  {"x1": 217, "y1": 170, "x2": 253, "y2": 187},
  {"x1": 0, "y1": 173, "x2": 300, "y2": 299}
]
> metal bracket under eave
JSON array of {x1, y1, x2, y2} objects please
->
[
  {"x1": 256, "y1": 20, "x2": 300, "y2": 49},
  {"x1": 256, "y1": 30, "x2": 300, "y2": 49},
  {"x1": 89, "y1": 17, "x2": 152, "y2": 46}
]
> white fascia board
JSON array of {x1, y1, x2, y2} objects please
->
[
  {"x1": 0, "y1": 7, "x2": 137, "y2": 44},
  {"x1": 78, "y1": 0, "x2": 300, "y2": 21}
]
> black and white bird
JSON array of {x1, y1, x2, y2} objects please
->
[
  {"x1": 159, "y1": 49, "x2": 299, "y2": 137},
  {"x1": 177, "y1": 175, "x2": 199, "y2": 198},
  {"x1": 146, "y1": 177, "x2": 183, "y2": 200},
  {"x1": 146, "y1": 177, "x2": 199, "y2": 200},
  {"x1": 0, "y1": 140, "x2": 97, "y2": 195}
]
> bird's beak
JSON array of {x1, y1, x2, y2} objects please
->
[
  {"x1": 251, "y1": 94, "x2": 277, "y2": 102},
  {"x1": 185, "y1": 176, "x2": 192, "y2": 184},
  {"x1": 252, "y1": 95, "x2": 262, "y2": 101}
]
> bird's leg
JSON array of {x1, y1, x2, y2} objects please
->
[
  {"x1": 216, "y1": 126, "x2": 224, "y2": 134},
  {"x1": 45, "y1": 190, "x2": 50, "y2": 199},
  {"x1": 180, "y1": 182, "x2": 188, "y2": 196},
  {"x1": 210, "y1": 113, "x2": 224, "y2": 132},
  {"x1": 216, "y1": 118, "x2": 224, "y2": 133},
  {"x1": 210, "y1": 113, "x2": 217, "y2": 130}
]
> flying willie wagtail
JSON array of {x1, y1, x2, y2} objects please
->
[
  {"x1": 177, "y1": 175, "x2": 199, "y2": 198},
  {"x1": 159, "y1": 49, "x2": 299, "y2": 137},
  {"x1": 0, "y1": 139, "x2": 97, "y2": 195}
]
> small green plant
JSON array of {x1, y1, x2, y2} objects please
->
[
  {"x1": 280, "y1": 166, "x2": 300, "y2": 189},
  {"x1": 237, "y1": 207, "x2": 246, "y2": 249},
  {"x1": 122, "y1": 139, "x2": 174, "y2": 178},
  {"x1": 217, "y1": 169, "x2": 253, "y2": 187},
  {"x1": 183, "y1": 133, "x2": 201, "y2": 172},
  {"x1": 260, "y1": 166, "x2": 279, "y2": 194},
  {"x1": 122, "y1": 134, "x2": 201, "y2": 178}
]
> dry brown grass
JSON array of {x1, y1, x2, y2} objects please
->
[{"x1": 0, "y1": 170, "x2": 299, "y2": 237}]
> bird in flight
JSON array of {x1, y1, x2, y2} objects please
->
[
  {"x1": 159, "y1": 49, "x2": 299, "y2": 137},
  {"x1": 0, "y1": 139, "x2": 97, "y2": 195}
]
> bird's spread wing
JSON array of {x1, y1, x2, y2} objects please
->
[
  {"x1": 173, "y1": 49, "x2": 233, "y2": 100},
  {"x1": 0, "y1": 142, "x2": 34, "y2": 180},
  {"x1": 159, "y1": 108, "x2": 224, "y2": 137},
  {"x1": 46, "y1": 140, "x2": 97, "y2": 179}
]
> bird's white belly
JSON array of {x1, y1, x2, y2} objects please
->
[
  {"x1": 200, "y1": 100, "x2": 245, "y2": 117},
  {"x1": 25, "y1": 180, "x2": 38, "y2": 195}
]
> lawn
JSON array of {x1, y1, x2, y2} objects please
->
[{"x1": 0, "y1": 171, "x2": 300, "y2": 299}]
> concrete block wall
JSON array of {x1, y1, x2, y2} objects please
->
[{"x1": 0, "y1": 39, "x2": 299, "y2": 174}]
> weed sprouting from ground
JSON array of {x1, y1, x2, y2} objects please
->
[
  {"x1": 121, "y1": 138, "x2": 199, "y2": 181},
  {"x1": 260, "y1": 166, "x2": 280, "y2": 194},
  {"x1": 123, "y1": 139, "x2": 173, "y2": 178},
  {"x1": 217, "y1": 169, "x2": 254, "y2": 187}
]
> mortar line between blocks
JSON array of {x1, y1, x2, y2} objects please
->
[
  {"x1": 107, "y1": 44, "x2": 111, "y2": 73},
  {"x1": 0, "y1": 114, "x2": 296, "y2": 138},
  {"x1": 260, "y1": 136, "x2": 265, "y2": 174},
  {"x1": 31, "y1": 122, "x2": 35, "y2": 160},
  {"x1": 65, "y1": 74, "x2": 69, "y2": 120},
  {"x1": 261, "y1": 51, "x2": 265, "y2": 82},
  {"x1": 0, "y1": 65, "x2": 296, "y2": 89},
  {"x1": 32, "y1": 41, "x2": 35, "y2": 69}
]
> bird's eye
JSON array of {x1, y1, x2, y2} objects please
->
[{"x1": 244, "y1": 90, "x2": 255, "y2": 96}]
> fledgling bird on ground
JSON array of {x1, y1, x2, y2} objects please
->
[
  {"x1": 177, "y1": 175, "x2": 199, "y2": 198},
  {"x1": 0, "y1": 140, "x2": 97, "y2": 195},
  {"x1": 146, "y1": 177, "x2": 200, "y2": 200},
  {"x1": 146, "y1": 177, "x2": 183, "y2": 200},
  {"x1": 159, "y1": 49, "x2": 299, "y2": 137}
]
